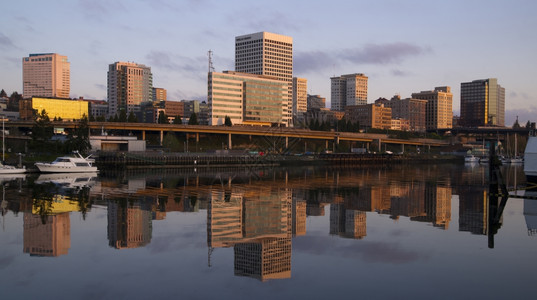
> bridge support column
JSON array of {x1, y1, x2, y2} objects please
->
[
  {"x1": 142, "y1": 130, "x2": 146, "y2": 141},
  {"x1": 402, "y1": 144, "x2": 405, "y2": 154},
  {"x1": 228, "y1": 133, "x2": 232, "y2": 150},
  {"x1": 325, "y1": 140, "x2": 328, "y2": 150},
  {"x1": 285, "y1": 136, "x2": 288, "y2": 149},
  {"x1": 196, "y1": 132, "x2": 199, "y2": 142},
  {"x1": 160, "y1": 130, "x2": 163, "y2": 146}
]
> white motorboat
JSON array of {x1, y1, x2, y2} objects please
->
[
  {"x1": 35, "y1": 151, "x2": 98, "y2": 173},
  {"x1": 464, "y1": 155, "x2": 480, "y2": 163},
  {"x1": 524, "y1": 136, "x2": 537, "y2": 187},
  {"x1": 0, "y1": 162, "x2": 26, "y2": 174}
]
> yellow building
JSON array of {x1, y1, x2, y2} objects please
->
[{"x1": 27, "y1": 97, "x2": 89, "y2": 120}]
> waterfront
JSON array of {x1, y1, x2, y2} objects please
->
[{"x1": 0, "y1": 163, "x2": 535, "y2": 299}]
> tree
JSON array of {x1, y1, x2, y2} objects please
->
[
  {"x1": 173, "y1": 116, "x2": 182, "y2": 124},
  {"x1": 224, "y1": 115, "x2": 232, "y2": 126},
  {"x1": 118, "y1": 109, "x2": 127, "y2": 122},
  {"x1": 157, "y1": 111, "x2": 169, "y2": 124},
  {"x1": 65, "y1": 115, "x2": 91, "y2": 155},
  {"x1": 188, "y1": 113, "x2": 199, "y2": 125},
  {"x1": 0, "y1": 89, "x2": 7, "y2": 98},
  {"x1": 526, "y1": 120, "x2": 532, "y2": 129},
  {"x1": 128, "y1": 111, "x2": 138, "y2": 123},
  {"x1": 31, "y1": 109, "x2": 54, "y2": 143}
]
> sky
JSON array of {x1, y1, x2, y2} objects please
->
[{"x1": 1, "y1": 0, "x2": 536, "y2": 126}]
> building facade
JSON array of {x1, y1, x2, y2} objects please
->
[
  {"x1": 381, "y1": 96, "x2": 427, "y2": 132},
  {"x1": 292, "y1": 77, "x2": 307, "y2": 116},
  {"x1": 19, "y1": 97, "x2": 89, "y2": 121},
  {"x1": 412, "y1": 86, "x2": 453, "y2": 130},
  {"x1": 331, "y1": 73, "x2": 368, "y2": 111},
  {"x1": 235, "y1": 32, "x2": 293, "y2": 126},
  {"x1": 345, "y1": 103, "x2": 392, "y2": 130},
  {"x1": 460, "y1": 78, "x2": 505, "y2": 127},
  {"x1": 208, "y1": 71, "x2": 287, "y2": 126},
  {"x1": 152, "y1": 87, "x2": 167, "y2": 102},
  {"x1": 307, "y1": 94, "x2": 326, "y2": 110},
  {"x1": 107, "y1": 62, "x2": 153, "y2": 118},
  {"x1": 23, "y1": 53, "x2": 70, "y2": 98}
]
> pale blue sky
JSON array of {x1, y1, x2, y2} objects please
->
[{"x1": 1, "y1": 0, "x2": 536, "y2": 125}]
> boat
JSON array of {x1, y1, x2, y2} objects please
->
[
  {"x1": 524, "y1": 136, "x2": 537, "y2": 188},
  {"x1": 0, "y1": 118, "x2": 26, "y2": 174},
  {"x1": 464, "y1": 155, "x2": 480, "y2": 163},
  {"x1": 0, "y1": 162, "x2": 26, "y2": 174},
  {"x1": 34, "y1": 151, "x2": 98, "y2": 173}
]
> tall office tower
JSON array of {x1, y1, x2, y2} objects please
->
[
  {"x1": 330, "y1": 73, "x2": 368, "y2": 111},
  {"x1": 235, "y1": 32, "x2": 293, "y2": 126},
  {"x1": 208, "y1": 71, "x2": 287, "y2": 126},
  {"x1": 460, "y1": 78, "x2": 505, "y2": 127},
  {"x1": 152, "y1": 87, "x2": 167, "y2": 101},
  {"x1": 107, "y1": 62, "x2": 153, "y2": 117},
  {"x1": 412, "y1": 86, "x2": 453, "y2": 130},
  {"x1": 292, "y1": 77, "x2": 307, "y2": 116},
  {"x1": 22, "y1": 53, "x2": 70, "y2": 98}
]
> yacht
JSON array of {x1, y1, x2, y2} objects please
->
[{"x1": 35, "y1": 151, "x2": 98, "y2": 173}]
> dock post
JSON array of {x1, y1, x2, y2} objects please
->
[
  {"x1": 228, "y1": 133, "x2": 232, "y2": 150},
  {"x1": 160, "y1": 130, "x2": 163, "y2": 146}
]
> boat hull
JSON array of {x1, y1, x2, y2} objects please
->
[
  {"x1": 0, "y1": 167, "x2": 26, "y2": 174},
  {"x1": 35, "y1": 163, "x2": 97, "y2": 173}
]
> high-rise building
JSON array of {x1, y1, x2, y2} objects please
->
[
  {"x1": 208, "y1": 71, "x2": 287, "y2": 126},
  {"x1": 460, "y1": 78, "x2": 505, "y2": 127},
  {"x1": 412, "y1": 86, "x2": 453, "y2": 130},
  {"x1": 331, "y1": 73, "x2": 368, "y2": 111},
  {"x1": 235, "y1": 32, "x2": 293, "y2": 126},
  {"x1": 382, "y1": 95, "x2": 427, "y2": 132},
  {"x1": 292, "y1": 77, "x2": 307, "y2": 115},
  {"x1": 107, "y1": 62, "x2": 153, "y2": 118},
  {"x1": 22, "y1": 53, "x2": 70, "y2": 98},
  {"x1": 152, "y1": 87, "x2": 167, "y2": 101}
]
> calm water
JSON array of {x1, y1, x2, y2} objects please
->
[{"x1": 0, "y1": 163, "x2": 535, "y2": 299}]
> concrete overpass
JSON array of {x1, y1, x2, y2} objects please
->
[{"x1": 7, "y1": 121, "x2": 450, "y2": 151}]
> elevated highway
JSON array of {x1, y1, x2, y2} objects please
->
[{"x1": 7, "y1": 121, "x2": 451, "y2": 150}]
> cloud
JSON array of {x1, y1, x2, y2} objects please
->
[
  {"x1": 146, "y1": 50, "x2": 205, "y2": 74},
  {"x1": 391, "y1": 69, "x2": 412, "y2": 77},
  {"x1": 295, "y1": 42, "x2": 431, "y2": 74},
  {"x1": 0, "y1": 32, "x2": 17, "y2": 49},
  {"x1": 505, "y1": 106, "x2": 537, "y2": 126},
  {"x1": 78, "y1": 0, "x2": 127, "y2": 20}
]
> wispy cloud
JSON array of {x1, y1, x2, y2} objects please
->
[
  {"x1": 295, "y1": 42, "x2": 431, "y2": 74},
  {"x1": 146, "y1": 50, "x2": 206, "y2": 74},
  {"x1": 0, "y1": 32, "x2": 17, "y2": 49},
  {"x1": 78, "y1": 0, "x2": 127, "y2": 20}
]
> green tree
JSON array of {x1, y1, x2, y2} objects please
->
[
  {"x1": 157, "y1": 111, "x2": 169, "y2": 124},
  {"x1": 65, "y1": 115, "x2": 91, "y2": 155},
  {"x1": 173, "y1": 116, "x2": 182, "y2": 124},
  {"x1": 128, "y1": 111, "x2": 138, "y2": 123},
  {"x1": 224, "y1": 115, "x2": 232, "y2": 126},
  {"x1": 188, "y1": 113, "x2": 199, "y2": 125},
  {"x1": 0, "y1": 89, "x2": 7, "y2": 98},
  {"x1": 31, "y1": 109, "x2": 54, "y2": 143},
  {"x1": 118, "y1": 109, "x2": 127, "y2": 122},
  {"x1": 526, "y1": 120, "x2": 532, "y2": 129}
]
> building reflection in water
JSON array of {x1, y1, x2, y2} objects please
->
[
  {"x1": 207, "y1": 187, "x2": 294, "y2": 281},
  {"x1": 107, "y1": 199, "x2": 153, "y2": 249},
  {"x1": 7, "y1": 164, "x2": 528, "y2": 277}
]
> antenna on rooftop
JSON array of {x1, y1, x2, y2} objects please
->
[{"x1": 208, "y1": 50, "x2": 215, "y2": 73}]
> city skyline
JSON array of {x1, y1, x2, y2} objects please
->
[{"x1": 1, "y1": 0, "x2": 536, "y2": 126}]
